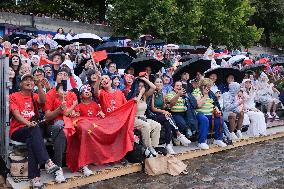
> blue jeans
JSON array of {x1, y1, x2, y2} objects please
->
[
  {"x1": 171, "y1": 112, "x2": 190, "y2": 135},
  {"x1": 196, "y1": 113, "x2": 224, "y2": 143}
]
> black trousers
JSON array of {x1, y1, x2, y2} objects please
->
[
  {"x1": 151, "y1": 113, "x2": 179, "y2": 145},
  {"x1": 11, "y1": 126, "x2": 50, "y2": 179}
]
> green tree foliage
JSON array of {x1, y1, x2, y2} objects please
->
[
  {"x1": 250, "y1": 0, "x2": 284, "y2": 47},
  {"x1": 108, "y1": 0, "x2": 263, "y2": 48},
  {"x1": 200, "y1": 0, "x2": 263, "y2": 48}
]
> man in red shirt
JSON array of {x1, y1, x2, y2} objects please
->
[
  {"x1": 45, "y1": 68, "x2": 77, "y2": 181},
  {"x1": 10, "y1": 74, "x2": 61, "y2": 188}
]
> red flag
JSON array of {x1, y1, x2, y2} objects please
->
[
  {"x1": 92, "y1": 50, "x2": 107, "y2": 62},
  {"x1": 259, "y1": 58, "x2": 269, "y2": 64},
  {"x1": 243, "y1": 59, "x2": 253, "y2": 65},
  {"x1": 40, "y1": 57, "x2": 56, "y2": 66},
  {"x1": 65, "y1": 99, "x2": 137, "y2": 172}
]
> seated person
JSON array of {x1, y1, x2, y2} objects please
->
[
  {"x1": 9, "y1": 74, "x2": 61, "y2": 188},
  {"x1": 166, "y1": 81, "x2": 196, "y2": 138},
  {"x1": 45, "y1": 68, "x2": 78, "y2": 182},
  {"x1": 128, "y1": 77, "x2": 161, "y2": 158},
  {"x1": 242, "y1": 79, "x2": 267, "y2": 136},
  {"x1": 192, "y1": 78, "x2": 227, "y2": 150},
  {"x1": 151, "y1": 78, "x2": 191, "y2": 154},
  {"x1": 257, "y1": 72, "x2": 280, "y2": 119},
  {"x1": 94, "y1": 74, "x2": 127, "y2": 115},
  {"x1": 223, "y1": 82, "x2": 244, "y2": 139}
]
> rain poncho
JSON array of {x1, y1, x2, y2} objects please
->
[
  {"x1": 222, "y1": 82, "x2": 241, "y2": 120},
  {"x1": 256, "y1": 72, "x2": 280, "y2": 105}
]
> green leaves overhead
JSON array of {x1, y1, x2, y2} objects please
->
[{"x1": 108, "y1": 0, "x2": 263, "y2": 48}]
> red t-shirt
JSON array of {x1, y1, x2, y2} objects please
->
[
  {"x1": 9, "y1": 92, "x2": 40, "y2": 137},
  {"x1": 76, "y1": 102, "x2": 100, "y2": 117},
  {"x1": 45, "y1": 88, "x2": 78, "y2": 121},
  {"x1": 99, "y1": 89, "x2": 127, "y2": 114}
]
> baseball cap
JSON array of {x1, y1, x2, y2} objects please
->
[
  {"x1": 20, "y1": 73, "x2": 33, "y2": 82},
  {"x1": 31, "y1": 66, "x2": 45, "y2": 75}
]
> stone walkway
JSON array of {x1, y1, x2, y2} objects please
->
[{"x1": 77, "y1": 137, "x2": 284, "y2": 189}]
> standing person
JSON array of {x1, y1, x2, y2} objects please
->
[
  {"x1": 127, "y1": 77, "x2": 161, "y2": 157},
  {"x1": 151, "y1": 78, "x2": 191, "y2": 154},
  {"x1": 54, "y1": 28, "x2": 66, "y2": 40},
  {"x1": 9, "y1": 74, "x2": 61, "y2": 188},
  {"x1": 94, "y1": 74, "x2": 127, "y2": 115}
]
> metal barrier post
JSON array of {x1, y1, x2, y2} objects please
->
[{"x1": 0, "y1": 55, "x2": 10, "y2": 163}]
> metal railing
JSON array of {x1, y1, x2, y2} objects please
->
[{"x1": 0, "y1": 55, "x2": 10, "y2": 163}]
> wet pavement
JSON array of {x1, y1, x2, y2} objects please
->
[{"x1": 76, "y1": 137, "x2": 284, "y2": 189}]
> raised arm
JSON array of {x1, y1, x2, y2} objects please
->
[{"x1": 139, "y1": 77, "x2": 156, "y2": 98}]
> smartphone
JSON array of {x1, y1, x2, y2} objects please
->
[
  {"x1": 61, "y1": 80, "x2": 68, "y2": 92},
  {"x1": 139, "y1": 72, "x2": 147, "y2": 77}
]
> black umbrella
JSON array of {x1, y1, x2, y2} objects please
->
[
  {"x1": 54, "y1": 39, "x2": 71, "y2": 46},
  {"x1": 241, "y1": 64, "x2": 265, "y2": 73},
  {"x1": 204, "y1": 67, "x2": 244, "y2": 84},
  {"x1": 96, "y1": 42, "x2": 137, "y2": 58},
  {"x1": 146, "y1": 39, "x2": 165, "y2": 45},
  {"x1": 71, "y1": 33, "x2": 102, "y2": 45},
  {"x1": 9, "y1": 32, "x2": 31, "y2": 44},
  {"x1": 270, "y1": 56, "x2": 284, "y2": 66},
  {"x1": 173, "y1": 58, "x2": 212, "y2": 81},
  {"x1": 179, "y1": 55, "x2": 193, "y2": 62},
  {"x1": 126, "y1": 56, "x2": 165, "y2": 76},
  {"x1": 100, "y1": 52, "x2": 133, "y2": 69},
  {"x1": 108, "y1": 35, "x2": 128, "y2": 41}
]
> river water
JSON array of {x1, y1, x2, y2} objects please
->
[{"x1": 77, "y1": 137, "x2": 284, "y2": 189}]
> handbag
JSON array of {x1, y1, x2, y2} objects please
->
[
  {"x1": 167, "y1": 157, "x2": 188, "y2": 176},
  {"x1": 145, "y1": 156, "x2": 188, "y2": 176},
  {"x1": 145, "y1": 155, "x2": 168, "y2": 176},
  {"x1": 9, "y1": 153, "x2": 28, "y2": 183}
]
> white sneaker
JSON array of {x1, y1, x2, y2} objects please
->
[
  {"x1": 213, "y1": 140, "x2": 227, "y2": 147},
  {"x1": 177, "y1": 134, "x2": 191, "y2": 146},
  {"x1": 172, "y1": 137, "x2": 181, "y2": 146},
  {"x1": 145, "y1": 148, "x2": 154, "y2": 158},
  {"x1": 54, "y1": 168, "x2": 65, "y2": 183},
  {"x1": 45, "y1": 160, "x2": 60, "y2": 174},
  {"x1": 267, "y1": 113, "x2": 273, "y2": 119},
  {"x1": 198, "y1": 143, "x2": 209, "y2": 150},
  {"x1": 166, "y1": 144, "x2": 176, "y2": 155},
  {"x1": 149, "y1": 147, "x2": 158, "y2": 156},
  {"x1": 230, "y1": 132, "x2": 238, "y2": 140},
  {"x1": 236, "y1": 130, "x2": 243, "y2": 139},
  {"x1": 31, "y1": 177, "x2": 43, "y2": 189},
  {"x1": 81, "y1": 166, "x2": 93, "y2": 176}
]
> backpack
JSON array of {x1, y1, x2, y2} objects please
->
[{"x1": 125, "y1": 129, "x2": 145, "y2": 163}]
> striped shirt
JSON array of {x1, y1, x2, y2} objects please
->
[
  {"x1": 192, "y1": 89, "x2": 214, "y2": 115},
  {"x1": 166, "y1": 91, "x2": 186, "y2": 112}
]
